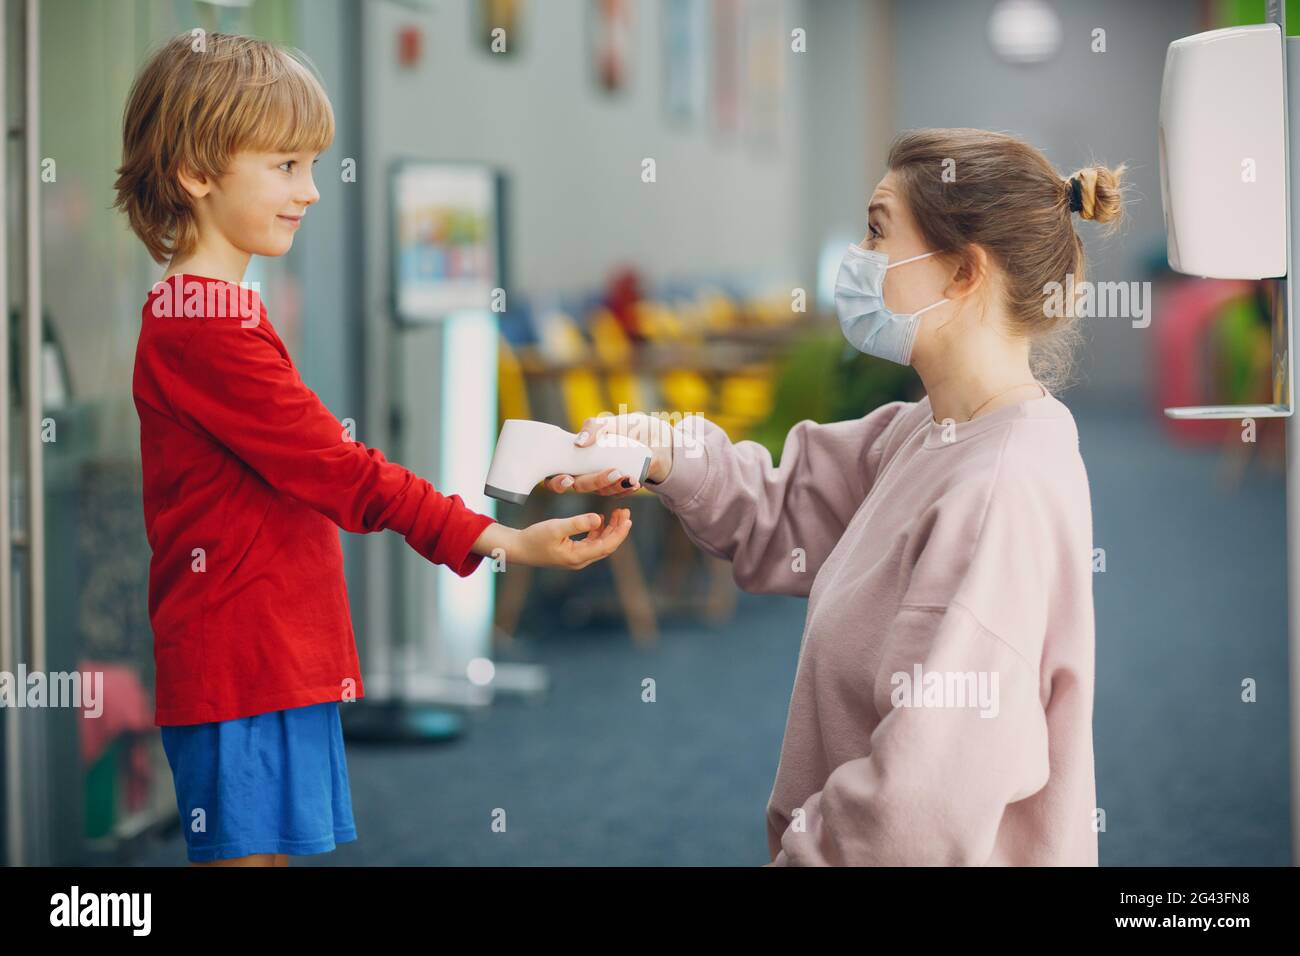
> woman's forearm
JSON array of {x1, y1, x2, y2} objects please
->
[{"x1": 646, "y1": 411, "x2": 903, "y2": 596}]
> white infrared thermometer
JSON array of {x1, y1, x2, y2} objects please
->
[{"x1": 484, "y1": 419, "x2": 653, "y2": 505}]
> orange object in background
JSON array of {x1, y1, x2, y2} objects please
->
[
  {"x1": 397, "y1": 25, "x2": 422, "y2": 68},
  {"x1": 605, "y1": 266, "x2": 645, "y2": 341},
  {"x1": 1152, "y1": 277, "x2": 1257, "y2": 443}
]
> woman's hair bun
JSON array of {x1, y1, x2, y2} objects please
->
[{"x1": 1067, "y1": 162, "x2": 1128, "y2": 228}]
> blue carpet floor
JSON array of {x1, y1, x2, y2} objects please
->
[{"x1": 124, "y1": 402, "x2": 1291, "y2": 866}]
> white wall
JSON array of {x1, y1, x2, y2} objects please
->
[
  {"x1": 800, "y1": 0, "x2": 894, "y2": 284},
  {"x1": 893, "y1": 0, "x2": 1201, "y2": 404},
  {"x1": 361, "y1": 0, "x2": 811, "y2": 302}
]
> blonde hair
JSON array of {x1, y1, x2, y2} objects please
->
[
  {"x1": 113, "y1": 31, "x2": 335, "y2": 265},
  {"x1": 886, "y1": 128, "x2": 1130, "y2": 392}
]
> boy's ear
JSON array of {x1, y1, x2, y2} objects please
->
[{"x1": 175, "y1": 162, "x2": 212, "y2": 201}]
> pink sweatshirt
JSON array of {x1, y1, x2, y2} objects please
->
[{"x1": 644, "y1": 385, "x2": 1098, "y2": 865}]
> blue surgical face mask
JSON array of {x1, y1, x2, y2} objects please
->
[{"x1": 834, "y1": 244, "x2": 950, "y2": 365}]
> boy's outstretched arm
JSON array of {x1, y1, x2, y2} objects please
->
[
  {"x1": 163, "y1": 316, "x2": 488, "y2": 575},
  {"x1": 164, "y1": 316, "x2": 632, "y2": 573}
]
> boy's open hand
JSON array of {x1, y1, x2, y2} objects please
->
[
  {"x1": 517, "y1": 509, "x2": 631, "y2": 569},
  {"x1": 471, "y1": 509, "x2": 631, "y2": 569}
]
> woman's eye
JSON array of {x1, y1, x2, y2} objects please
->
[
  {"x1": 869, "y1": 222, "x2": 882, "y2": 239},
  {"x1": 279, "y1": 161, "x2": 295, "y2": 172}
]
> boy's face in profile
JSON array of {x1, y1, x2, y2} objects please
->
[{"x1": 179, "y1": 149, "x2": 320, "y2": 258}]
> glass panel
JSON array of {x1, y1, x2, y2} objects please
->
[{"x1": 37, "y1": 0, "x2": 300, "y2": 862}]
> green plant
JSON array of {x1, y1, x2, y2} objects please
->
[{"x1": 746, "y1": 328, "x2": 919, "y2": 462}]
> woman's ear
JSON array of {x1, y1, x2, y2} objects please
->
[{"x1": 946, "y1": 245, "x2": 988, "y2": 300}]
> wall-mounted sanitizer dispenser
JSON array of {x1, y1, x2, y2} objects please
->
[
  {"x1": 1158, "y1": 19, "x2": 1293, "y2": 418},
  {"x1": 1162, "y1": 3, "x2": 1300, "y2": 868},
  {"x1": 1160, "y1": 24, "x2": 1286, "y2": 280}
]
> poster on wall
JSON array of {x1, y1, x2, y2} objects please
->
[
  {"x1": 589, "y1": 0, "x2": 632, "y2": 93},
  {"x1": 744, "y1": 0, "x2": 784, "y2": 149},
  {"x1": 663, "y1": 0, "x2": 707, "y2": 124},
  {"x1": 391, "y1": 162, "x2": 503, "y2": 323},
  {"x1": 479, "y1": 0, "x2": 522, "y2": 56},
  {"x1": 711, "y1": 0, "x2": 741, "y2": 136}
]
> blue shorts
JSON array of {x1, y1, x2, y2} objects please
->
[{"x1": 160, "y1": 701, "x2": 357, "y2": 862}]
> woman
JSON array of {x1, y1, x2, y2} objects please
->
[{"x1": 550, "y1": 128, "x2": 1126, "y2": 866}]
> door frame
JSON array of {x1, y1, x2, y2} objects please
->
[{"x1": 2, "y1": 0, "x2": 48, "y2": 868}]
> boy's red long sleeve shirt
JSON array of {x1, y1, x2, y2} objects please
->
[{"x1": 133, "y1": 275, "x2": 497, "y2": 726}]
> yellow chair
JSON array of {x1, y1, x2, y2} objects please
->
[
  {"x1": 590, "y1": 308, "x2": 632, "y2": 364},
  {"x1": 497, "y1": 338, "x2": 531, "y2": 424},
  {"x1": 495, "y1": 322, "x2": 662, "y2": 646},
  {"x1": 710, "y1": 366, "x2": 774, "y2": 439},
  {"x1": 659, "y1": 369, "x2": 712, "y2": 421},
  {"x1": 590, "y1": 308, "x2": 651, "y2": 415},
  {"x1": 556, "y1": 353, "x2": 659, "y2": 645},
  {"x1": 560, "y1": 369, "x2": 607, "y2": 432},
  {"x1": 497, "y1": 294, "x2": 784, "y2": 639}
]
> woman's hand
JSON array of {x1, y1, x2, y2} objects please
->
[
  {"x1": 544, "y1": 412, "x2": 677, "y2": 496},
  {"x1": 472, "y1": 510, "x2": 632, "y2": 569}
]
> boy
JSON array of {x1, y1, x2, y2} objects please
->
[{"x1": 113, "y1": 32, "x2": 631, "y2": 867}]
